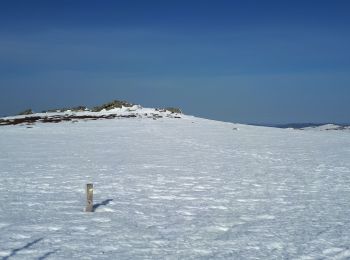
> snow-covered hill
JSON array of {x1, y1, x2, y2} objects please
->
[
  {"x1": 301, "y1": 124, "x2": 350, "y2": 131},
  {"x1": 0, "y1": 111, "x2": 350, "y2": 259},
  {"x1": 0, "y1": 105, "x2": 182, "y2": 126}
]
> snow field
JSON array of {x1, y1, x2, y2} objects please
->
[{"x1": 0, "y1": 116, "x2": 350, "y2": 259}]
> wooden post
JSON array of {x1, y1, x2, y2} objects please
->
[{"x1": 85, "y1": 183, "x2": 93, "y2": 212}]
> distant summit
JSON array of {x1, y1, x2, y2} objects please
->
[
  {"x1": 273, "y1": 123, "x2": 350, "y2": 131},
  {"x1": 25, "y1": 100, "x2": 182, "y2": 115},
  {"x1": 300, "y1": 124, "x2": 350, "y2": 131},
  {"x1": 0, "y1": 100, "x2": 183, "y2": 126}
]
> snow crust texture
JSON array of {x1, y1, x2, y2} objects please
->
[{"x1": 0, "y1": 116, "x2": 350, "y2": 259}]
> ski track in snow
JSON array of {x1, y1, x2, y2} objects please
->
[{"x1": 0, "y1": 116, "x2": 350, "y2": 259}]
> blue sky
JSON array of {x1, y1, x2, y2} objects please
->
[{"x1": 0, "y1": 0, "x2": 349, "y2": 124}]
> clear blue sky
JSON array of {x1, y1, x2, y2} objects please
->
[{"x1": 1, "y1": 0, "x2": 349, "y2": 124}]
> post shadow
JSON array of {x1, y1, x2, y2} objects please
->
[
  {"x1": 2, "y1": 238, "x2": 43, "y2": 260},
  {"x1": 37, "y1": 249, "x2": 58, "y2": 260},
  {"x1": 93, "y1": 199, "x2": 113, "y2": 212}
]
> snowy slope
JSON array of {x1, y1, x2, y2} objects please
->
[{"x1": 0, "y1": 113, "x2": 350, "y2": 259}]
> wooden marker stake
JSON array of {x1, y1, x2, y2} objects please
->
[{"x1": 85, "y1": 183, "x2": 94, "y2": 212}]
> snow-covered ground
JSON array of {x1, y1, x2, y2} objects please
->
[{"x1": 0, "y1": 112, "x2": 350, "y2": 259}]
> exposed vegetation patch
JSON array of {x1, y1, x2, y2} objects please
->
[
  {"x1": 92, "y1": 100, "x2": 133, "y2": 112},
  {"x1": 18, "y1": 109, "x2": 34, "y2": 115},
  {"x1": 70, "y1": 106, "x2": 88, "y2": 112},
  {"x1": 42, "y1": 106, "x2": 88, "y2": 113},
  {"x1": 165, "y1": 107, "x2": 182, "y2": 114},
  {"x1": 0, "y1": 114, "x2": 138, "y2": 126}
]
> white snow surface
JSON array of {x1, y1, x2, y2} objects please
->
[{"x1": 1, "y1": 114, "x2": 350, "y2": 259}]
